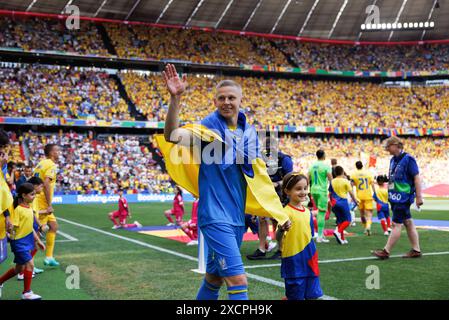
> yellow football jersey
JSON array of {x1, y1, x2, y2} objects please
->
[
  {"x1": 331, "y1": 177, "x2": 352, "y2": 199},
  {"x1": 34, "y1": 158, "x2": 57, "y2": 209},
  {"x1": 10, "y1": 204, "x2": 34, "y2": 240},
  {"x1": 351, "y1": 169, "x2": 374, "y2": 200},
  {"x1": 375, "y1": 187, "x2": 389, "y2": 204},
  {"x1": 281, "y1": 204, "x2": 313, "y2": 258}
]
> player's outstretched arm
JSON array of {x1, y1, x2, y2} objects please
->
[
  {"x1": 162, "y1": 64, "x2": 192, "y2": 147},
  {"x1": 349, "y1": 190, "x2": 359, "y2": 206},
  {"x1": 327, "y1": 172, "x2": 333, "y2": 183},
  {"x1": 33, "y1": 230, "x2": 45, "y2": 251},
  {"x1": 43, "y1": 176, "x2": 53, "y2": 212},
  {"x1": 414, "y1": 174, "x2": 423, "y2": 208},
  {"x1": 370, "y1": 178, "x2": 375, "y2": 194},
  {"x1": 275, "y1": 227, "x2": 285, "y2": 244},
  {"x1": 279, "y1": 219, "x2": 292, "y2": 231}
]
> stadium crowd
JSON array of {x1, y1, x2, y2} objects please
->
[
  {"x1": 119, "y1": 71, "x2": 168, "y2": 122},
  {"x1": 0, "y1": 16, "x2": 109, "y2": 56},
  {"x1": 3, "y1": 130, "x2": 447, "y2": 195},
  {"x1": 280, "y1": 135, "x2": 449, "y2": 188},
  {"x1": 0, "y1": 65, "x2": 132, "y2": 120},
  {"x1": 1, "y1": 15, "x2": 449, "y2": 72},
  {"x1": 1, "y1": 64, "x2": 447, "y2": 131},
  {"x1": 104, "y1": 23, "x2": 288, "y2": 67},
  {"x1": 105, "y1": 24, "x2": 449, "y2": 71},
  {"x1": 275, "y1": 40, "x2": 449, "y2": 71},
  {"x1": 120, "y1": 71, "x2": 449, "y2": 130},
  {"x1": 22, "y1": 131, "x2": 173, "y2": 195}
]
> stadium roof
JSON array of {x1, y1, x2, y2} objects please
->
[{"x1": 0, "y1": 0, "x2": 448, "y2": 42}]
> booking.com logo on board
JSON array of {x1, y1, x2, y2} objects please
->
[{"x1": 50, "y1": 193, "x2": 194, "y2": 205}]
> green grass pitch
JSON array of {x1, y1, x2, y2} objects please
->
[{"x1": 1, "y1": 201, "x2": 448, "y2": 300}]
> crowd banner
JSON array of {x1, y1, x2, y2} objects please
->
[{"x1": 1, "y1": 117, "x2": 448, "y2": 137}]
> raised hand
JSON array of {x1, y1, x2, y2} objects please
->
[
  {"x1": 37, "y1": 239, "x2": 46, "y2": 251},
  {"x1": 416, "y1": 196, "x2": 424, "y2": 209},
  {"x1": 162, "y1": 64, "x2": 187, "y2": 97},
  {"x1": 280, "y1": 219, "x2": 292, "y2": 231}
]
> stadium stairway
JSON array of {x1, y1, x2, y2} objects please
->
[
  {"x1": 21, "y1": 136, "x2": 31, "y2": 164},
  {"x1": 412, "y1": 87, "x2": 431, "y2": 109},
  {"x1": 269, "y1": 40, "x2": 299, "y2": 67},
  {"x1": 111, "y1": 74, "x2": 146, "y2": 121},
  {"x1": 146, "y1": 142, "x2": 167, "y2": 173},
  {"x1": 96, "y1": 23, "x2": 118, "y2": 56}
]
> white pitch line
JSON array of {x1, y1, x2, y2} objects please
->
[
  {"x1": 58, "y1": 217, "x2": 197, "y2": 262},
  {"x1": 58, "y1": 217, "x2": 338, "y2": 299},
  {"x1": 57, "y1": 230, "x2": 79, "y2": 241},
  {"x1": 245, "y1": 273, "x2": 337, "y2": 300},
  {"x1": 245, "y1": 263, "x2": 281, "y2": 269},
  {"x1": 244, "y1": 251, "x2": 449, "y2": 269}
]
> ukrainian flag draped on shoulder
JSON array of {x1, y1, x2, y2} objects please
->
[{"x1": 155, "y1": 111, "x2": 289, "y2": 226}]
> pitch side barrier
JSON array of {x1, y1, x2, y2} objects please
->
[{"x1": 51, "y1": 193, "x2": 195, "y2": 205}]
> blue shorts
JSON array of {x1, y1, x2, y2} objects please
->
[
  {"x1": 377, "y1": 207, "x2": 390, "y2": 220},
  {"x1": 391, "y1": 203, "x2": 412, "y2": 224},
  {"x1": 332, "y1": 201, "x2": 351, "y2": 224},
  {"x1": 13, "y1": 250, "x2": 32, "y2": 265},
  {"x1": 201, "y1": 223, "x2": 245, "y2": 278},
  {"x1": 285, "y1": 276, "x2": 323, "y2": 300}
]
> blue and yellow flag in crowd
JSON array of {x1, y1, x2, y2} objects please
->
[{"x1": 155, "y1": 111, "x2": 289, "y2": 225}]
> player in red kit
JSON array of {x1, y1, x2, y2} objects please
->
[
  {"x1": 181, "y1": 198, "x2": 199, "y2": 246},
  {"x1": 164, "y1": 186, "x2": 185, "y2": 226},
  {"x1": 108, "y1": 189, "x2": 141, "y2": 229}
]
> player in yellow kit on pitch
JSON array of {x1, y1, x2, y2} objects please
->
[
  {"x1": 350, "y1": 161, "x2": 374, "y2": 235},
  {"x1": 33, "y1": 144, "x2": 60, "y2": 266}
]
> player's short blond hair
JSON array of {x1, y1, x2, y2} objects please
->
[
  {"x1": 216, "y1": 80, "x2": 242, "y2": 93},
  {"x1": 383, "y1": 136, "x2": 404, "y2": 149}
]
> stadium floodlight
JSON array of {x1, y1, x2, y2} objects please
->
[{"x1": 362, "y1": 19, "x2": 434, "y2": 32}]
